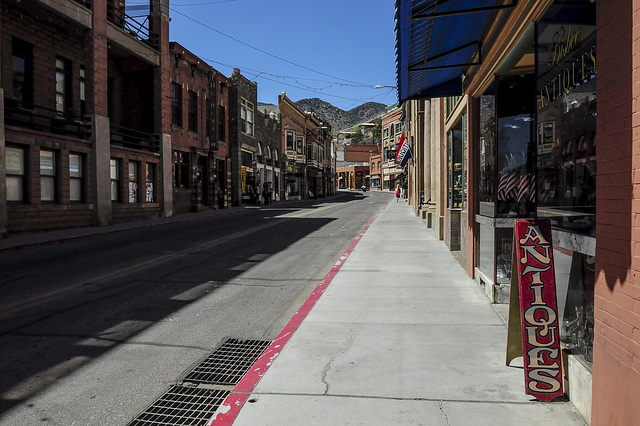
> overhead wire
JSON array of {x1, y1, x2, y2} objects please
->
[{"x1": 168, "y1": 6, "x2": 376, "y2": 88}]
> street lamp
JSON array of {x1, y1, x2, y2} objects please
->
[{"x1": 374, "y1": 85, "x2": 398, "y2": 89}]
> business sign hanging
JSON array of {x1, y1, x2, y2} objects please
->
[{"x1": 514, "y1": 219, "x2": 563, "y2": 402}]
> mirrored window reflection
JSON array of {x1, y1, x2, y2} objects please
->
[
  {"x1": 496, "y1": 75, "x2": 536, "y2": 218},
  {"x1": 448, "y1": 122, "x2": 463, "y2": 209},
  {"x1": 478, "y1": 91, "x2": 496, "y2": 216},
  {"x1": 536, "y1": 8, "x2": 597, "y2": 236}
]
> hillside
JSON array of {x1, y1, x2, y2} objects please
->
[
  {"x1": 295, "y1": 98, "x2": 387, "y2": 131},
  {"x1": 258, "y1": 98, "x2": 388, "y2": 132}
]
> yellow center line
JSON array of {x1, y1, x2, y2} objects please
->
[{"x1": 0, "y1": 220, "x2": 282, "y2": 321}]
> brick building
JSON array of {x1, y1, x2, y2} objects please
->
[
  {"x1": 278, "y1": 91, "x2": 331, "y2": 200},
  {"x1": 169, "y1": 42, "x2": 231, "y2": 213},
  {"x1": 1, "y1": 0, "x2": 172, "y2": 234},
  {"x1": 395, "y1": 0, "x2": 640, "y2": 423},
  {"x1": 229, "y1": 69, "x2": 281, "y2": 206},
  {"x1": 381, "y1": 106, "x2": 404, "y2": 190},
  {"x1": 336, "y1": 144, "x2": 380, "y2": 190},
  {"x1": 369, "y1": 153, "x2": 382, "y2": 190}
]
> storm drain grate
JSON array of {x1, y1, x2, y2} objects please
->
[
  {"x1": 184, "y1": 338, "x2": 272, "y2": 385},
  {"x1": 127, "y1": 385, "x2": 229, "y2": 426}
]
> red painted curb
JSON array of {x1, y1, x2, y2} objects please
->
[{"x1": 209, "y1": 199, "x2": 392, "y2": 425}]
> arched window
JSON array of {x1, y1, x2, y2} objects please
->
[{"x1": 266, "y1": 146, "x2": 272, "y2": 158}]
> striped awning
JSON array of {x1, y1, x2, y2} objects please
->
[{"x1": 394, "y1": 0, "x2": 517, "y2": 102}]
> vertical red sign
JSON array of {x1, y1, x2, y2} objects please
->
[{"x1": 514, "y1": 219, "x2": 563, "y2": 402}]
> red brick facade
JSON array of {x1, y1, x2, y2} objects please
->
[
  {"x1": 1, "y1": 0, "x2": 168, "y2": 233},
  {"x1": 591, "y1": 0, "x2": 640, "y2": 423}
]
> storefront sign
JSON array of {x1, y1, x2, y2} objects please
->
[
  {"x1": 514, "y1": 219, "x2": 563, "y2": 402},
  {"x1": 538, "y1": 25, "x2": 596, "y2": 110}
]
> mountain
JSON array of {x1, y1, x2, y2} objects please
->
[
  {"x1": 294, "y1": 98, "x2": 388, "y2": 132},
  {"x1": 258, "y1": 99, "x2": 388, "y2": 132}
]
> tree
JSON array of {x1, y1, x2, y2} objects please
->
[
  {"x1": 350, "y1": 126, "x2": 364, "y2": 144},
  {"x1": 372, "y1": 119, "x2": 382, "y2": 144}
]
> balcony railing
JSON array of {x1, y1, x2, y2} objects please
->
[
  {"x1": 107, "y1": 2, "x2": 158, "y2": 49},
  {"x1": 72, "y1": 0, "x2": 92, "y2": 8},
  {"x1": 4, "y1": 99, "x2": 89, "y2": 139},
  {"x1": 110, "y1": 124, "x2": 158, "y2": 152}
]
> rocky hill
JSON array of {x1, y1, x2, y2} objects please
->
[
  {"x1": 258, "y1": 98, "x2": 388, "y2": 132},
  {"x1": 295, "y1": 98, "x2": 387, "y2": 131}
]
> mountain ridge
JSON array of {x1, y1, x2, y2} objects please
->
[{"x1": 258, "y1": 98, "x2": 388, "y2": 132}]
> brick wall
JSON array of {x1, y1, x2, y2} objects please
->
[
  {"x1": 5, "y1": 128, "x2": 95, "y2": 232},
  {"x1": 169, "y1": 43, "x2": 210, "y2": 151},
  {"x1": 2, "y1": 7, "x2": 86, "y2": 115},
  {"x1": 344, "y1": 144, "x2": 380, "y2": 162},
  {"x1": 592, "y1": 0, "x2": 640, "y2": 424}
]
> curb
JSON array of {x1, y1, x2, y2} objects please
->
[{"x1": 208, "y1": 197, "x2": 393, "y2": 425}]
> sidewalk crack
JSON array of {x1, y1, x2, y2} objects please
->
[
  {"x1": 439, "y1": 400, "x2": 451, "y2": 426},
  {"x1": 321, "y1": 330, "x2": 357, "y2": 395}
]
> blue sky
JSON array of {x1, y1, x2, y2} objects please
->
[{"x1": 165, "y1": 0, "x2": 398, "y2": 110}]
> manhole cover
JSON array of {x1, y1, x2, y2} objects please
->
[
  {"x1": 184, "y1": 338, "x2": 272, "y2": 385},
  {"x1": 128, "y1": 385, "x2": 229, "y2": 426}
]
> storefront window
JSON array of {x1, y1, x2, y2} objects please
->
[
  {"x1": 536, "y1": 12, "x2": 596, "y2": 236},
  {"x1": 145, "y1": 163, "x2": 156, "y2": 202},
  {"x1": 6, "y1": 146, "x2": 26, "y2": 202},
  {"x1": 496, "y1": 75, "x2": 536, "y2": 218},
  {"x1": 478, "y1": 90, "x2": 496, "y2": 216},
  {"x1": 447, "y1": 121, "x2": 463, "y2": 209},
  {"x1": 69, "y1": 153, "x2": 84, "y2": 203},
  {"x1": 536, "y1": 1, "x2": 597, "y2": 363}
]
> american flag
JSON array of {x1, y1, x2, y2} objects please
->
[{"x1": 498, "y1": 166, "x2": 535, "y2": 202}]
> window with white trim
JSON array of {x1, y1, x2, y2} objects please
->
[
  {"x1": 69, "y1": 152, "x2": 84, "y2": 202},
  {"x1": 145, "y1": 163, "x2": 156, "y2": 202},
  {"x1": 241, "y1": 98, "x2": 254, "y2": 136},
  {"x1": 128, "y1": 160, "x2": 139, "y2": 203},
  {"x1": 40, "y1": 150, "x2": 57, "y2": 202},
  {"x1": 110, "y1": 158, "x2": 120, "y2": 202},
  {"x1": 6, "y1": 146, "x2": 26, "y2": 202},
  {"x1": 286, "y1": 131, "x2": 294, "y2": 150}
]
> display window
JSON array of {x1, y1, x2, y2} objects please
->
[
  {"x1": 535, "y1": 1, "x2": 597, "y2": 364},
  {"x1": 478, "y1": 89, "x2": 496, "y2": 217},
  {"x1": 447, "y1": 112, "x2": 466, "y2": 210},
  {"x1": 536, "y1": 4, "x2": 596, "y2": 237}
]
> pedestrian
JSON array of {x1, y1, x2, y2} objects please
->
[
  {"x1": 395, "y1": 184, "x2": 401, "y2": 202},
  {"x1": 263, "y1": 182, "x2": 269, "y2": 205},
  {"x1": 255, "y1": 182, "x2": 261, "y2": 206}
]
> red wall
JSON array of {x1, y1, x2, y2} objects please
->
[{"x1": 592, "y1": 0, "x2": 640, "y2": 424}]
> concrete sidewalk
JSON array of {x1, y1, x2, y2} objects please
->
[{"x1": 223, "y1": 200, "x2": 586, "y2": 425}]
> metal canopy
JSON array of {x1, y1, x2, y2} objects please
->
[{"x1": 395, "y1": 0, "x2": 517, "y2": 102}]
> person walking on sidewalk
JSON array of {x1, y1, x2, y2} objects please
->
[
  {"x1": 395, "y1": 184, "x2": 401, "y2": 202},
  {"x1": 255, "y1": 183, "x2": 261, "y2": 206},
  {"x1": 263, "y1": 182, "x2": 270, "y2": 206}
]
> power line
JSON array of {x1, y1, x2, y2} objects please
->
[
  {"x1": 169, "y1": 6, "x2": 374, "y2": 88},
  {"x1": 201, "y1": 56, "x2": 391, "y2": 104}
]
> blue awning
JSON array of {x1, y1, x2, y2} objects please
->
[{"x1": 395, "y1": 0, "x2": 518, "y2": 102}]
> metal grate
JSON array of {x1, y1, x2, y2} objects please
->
[
  {"x1": 183, "y1": 339, "x2": 272, "y2": 385},
  {"x1": 128, "y1": 385, "x2": 229, "y2": 426}
]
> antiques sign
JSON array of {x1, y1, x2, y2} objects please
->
[{"x1": 514, "y1": 219, "x2": 563, "y2": 401}]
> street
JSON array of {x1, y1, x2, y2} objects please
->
[{"x1": 0, "y1": 190, "x2": 391, "y2": 425}]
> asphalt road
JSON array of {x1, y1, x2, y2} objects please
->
[{"x1": 0, "y1": 190, "x2": 392, "y2": 425}]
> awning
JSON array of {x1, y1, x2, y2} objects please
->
[{"x1": 395, "y1": 0, "x2": 517, "y2": 102}]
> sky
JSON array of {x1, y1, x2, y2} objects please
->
[{"x1": 161, "y1": 0, "x2": 398, "y2": 111}]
